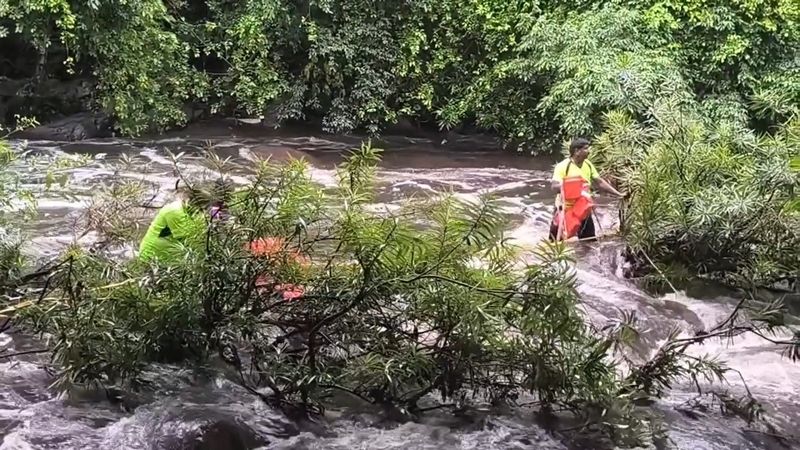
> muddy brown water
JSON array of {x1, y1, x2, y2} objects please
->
[{"x1": 2, "y1": 124, "x2": 799, "y2": 449}]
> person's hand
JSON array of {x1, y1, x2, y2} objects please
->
[{"x1": 610, "y1": 190, "x2": 625, "y2": 199}]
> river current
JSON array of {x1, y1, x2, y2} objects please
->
[{"x1": 1, "y1": 122, "x2": 798, "y2": 449}]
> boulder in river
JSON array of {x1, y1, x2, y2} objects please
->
[
  {"x1": 153, "y1": 416, "x2": 268, "y2": 450},
  {"x1": 164, "y1": 418, "x2": 267, "y2": 450},
  {"x1": 15, "y1": 112, "x2": 113, "y2": 141}
]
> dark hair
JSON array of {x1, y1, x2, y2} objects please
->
[
  {"x1": 174, "y1": 178, "x2": 231, "y2": 209},
  {"x1": 569, "y1": 138, "x2": 590, "y2": 156}
]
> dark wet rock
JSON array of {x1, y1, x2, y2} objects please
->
[
  {"x1": 156, "y1": 417, "x2": 267, "y2": 450},
  {"x1": 0, "y1": 77, "x2": 27, "y2": 97},
  {"x1": 145, "y1": 398, "x2": 300, "y2": 450},
  {"x1": 0, "y1": 77, "x2": 95, "y2": 125},
  {"x1": 0, "y1": 418, "x2": 22, "y2": 436},
  {"x1": 182, "y1": 102, "x2": 209, "y2": 124},
  {"x1": 385, "y1": 118, "x2": 418, "y2": 135},
  {"x1": 16, "y1": 112, "x2": 113, "y2": 141}
]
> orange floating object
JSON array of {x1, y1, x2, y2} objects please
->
[
  {"x1": 570, "y1": 194, "x2": 593, "y2": 222},
  {"x1": 248, "y1": 237, "x2": 308, "y2": 300},
  {"x1": 562, "y1": 176, "x2": 586, "y2": 201},
  {"x1": 563, "y1": 195, "x2": 593, "y2": 238},
  {"x1": 554, "y1": 178, "x2": 594, "y2": 240},
  {"x1": 275, "y1": 283, "x2": 305, "y2": 300},
  {"x1": 249, "y1": 237, "x2": 286, "y2": 256},
  {"x1": 248, "y1": 237, "x2": 310, "y2": 265}
]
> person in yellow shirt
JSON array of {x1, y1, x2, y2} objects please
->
[{"x1": 549, "y1": 138, "x2": 624, "y2": 241}]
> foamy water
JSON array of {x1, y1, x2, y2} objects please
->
[{"x1": 1, "y1": 131, "x2": 797, "y2": 449}]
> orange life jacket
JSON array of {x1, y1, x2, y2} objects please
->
[{"x1": 554, "y1": 175, "x2": 594, "y2": 240}]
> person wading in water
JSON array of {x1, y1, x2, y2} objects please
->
[
  {"x1": 138, "y1": 179, "x2": 232, "y2": 262},
  {"x1": 549, "y1": 138, "x2": 624, "y2": 241}
]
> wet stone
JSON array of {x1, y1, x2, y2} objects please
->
[
  {"x1": 154, "y1": 417, "x2": 267, "y2": 450},
  {"x1": 0, "y1": 418, "x2": 22, "y2": 438}
]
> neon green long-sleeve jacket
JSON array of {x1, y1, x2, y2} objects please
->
[{"x1": 138, "y1": 200, "x2": 197, "y2": 262}]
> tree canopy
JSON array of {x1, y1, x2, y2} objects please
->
[{"x1": 1, "y1": 0, "x2": 797, "y2": 144}]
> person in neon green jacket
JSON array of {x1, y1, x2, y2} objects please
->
[
  {"x1": 138, "y1": 179, "x2": 233, "y2": 262},
  {"x1": 138, "y1": 198, "x2": 198, "y2": 262}
]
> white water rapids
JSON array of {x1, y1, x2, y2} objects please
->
[{"x1": 2, "y1": 124, "x2": 798, "y2": 450}]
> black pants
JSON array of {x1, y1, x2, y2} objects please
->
[{"x1": 549, "y1": 213, "x2": 596, "y2": 241}]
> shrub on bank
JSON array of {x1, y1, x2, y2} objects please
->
[
  {"x1": 2, "y1": 1, "x2": 797, "y2": 147},
  {"x1": 594, "y1": 101, "x2": 800, "y2": 291}
]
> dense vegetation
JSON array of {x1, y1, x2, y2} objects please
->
[
  {"x1": 0, "y1": 0, "x2": 798, "y2": 445},
  {"x1": 1, "y1": 142, "x2": 797, "y2": 447},
  {"x1": 3, "y1": 2, "x2": 797, "y2": 290},
  {"x1": 1, "y1": 1, "x2": 797, "y2": 144},
  {"x1": 0, "y1": 117, "x2": 84, "y2": 288},
  {"x1": 595, "y1": 99, "x2": 799, "y2": 291}
]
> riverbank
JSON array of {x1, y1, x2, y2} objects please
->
[{"x1": 12, "y1": 112, "x2": 516, "y2": 152}]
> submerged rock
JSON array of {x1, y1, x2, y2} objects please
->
[
  {"x1": 156, "y1": 417, "x2": 267, "y2": 450},
  {"x1": 15, "y1": 112, "x2": 113, "y2": 141},
  {"x1": 143, "y1": 394, "x2": 299, "y2": 450}
]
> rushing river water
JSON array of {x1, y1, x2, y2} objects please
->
[{"x1": 2, "y1": 122, "x2": 799, "y2": 450}]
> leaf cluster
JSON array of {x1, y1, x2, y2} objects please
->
[
  {"x1": 2, "y1": 0, "x2": 796, "y2": 146},
  {"x1": 595, "y1": 100, "x2": 799, "y2": 290}
]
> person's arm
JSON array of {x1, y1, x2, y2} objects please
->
[
  {"x1": 593, "y1": 177, "x2": 624, "y2": 198},
  {"x1": 587, "y1": 161, "x2": 624, "y2": 197},
  {"x1": 551, "y1": 162, "x2": 565, "y2": 192}
]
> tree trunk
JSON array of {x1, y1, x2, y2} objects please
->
[{"x1": 32, "y1": 42, "x2": 48, "y2": 87}]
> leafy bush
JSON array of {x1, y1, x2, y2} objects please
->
[
  {"x1": 17, "y1": 145, "x2": 620, "y2": 414},
  {"x1": 2, "y1": 1, "x2": 797, "y2": 144},
  {"x1": 440, "y1": 5, "x2": 691, "y2": 150},
  {"x1": 0, "y1": 139, "x2": 27, "y2": 288},
  {"x1": 630, "y1": 0, "x2": 800, "y2": 97},
  {"x1": 3, "y1": 142, "x2": 798, "y2": 446},
  {"x1": 595, "y1": 100, "x2": 800, "y2": 290},
  {"x1": 0, "y1": 119, "x2": 85, "y2": 289}
]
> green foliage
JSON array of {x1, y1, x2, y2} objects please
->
[
  {"x1": 441, "y1": 5, "x2": 691, "y2": 149},
  {"x1": 179, "y1": 0, "x2": 293, "y2": 119},
  {"x1": 6, "y1": 143, "x2": 655, "y2": 441},
  {"x1": 82, "y1": 157, "x2": 156, "y2": 250},
  {"x1": 69, "y1": 0, "x2": 209, "y2": 135},
  {"x1": 0, "y1": 124, "x2": 30, "y2": 288},
  {"x1": 4, "y1": 141, "x2": 796, "y2": 446},
  {"x1": 631, "y1": 0, "x2": 800, "y2": 96},
  {"x1": 597, "y1": 101, "x2": 800, "y2": 289},
  {"x1": 790, "y1": 155, "x2": 800, "y2": 213},
  {"x1": 3, "y1": 0, "x2": 796, "y2": 143},
  {"x1": 751, "y1": 65, "x2": 800, "y2": 122},
  {"x1": 16, "y1": 145, "x2": 614, "y2": 409},
  {"x1": 0, "y1": 119, "x2": 39, "y2": 228},
  {"x1": 2, "y1": 0, "x2": 207, "y2": 135}
]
